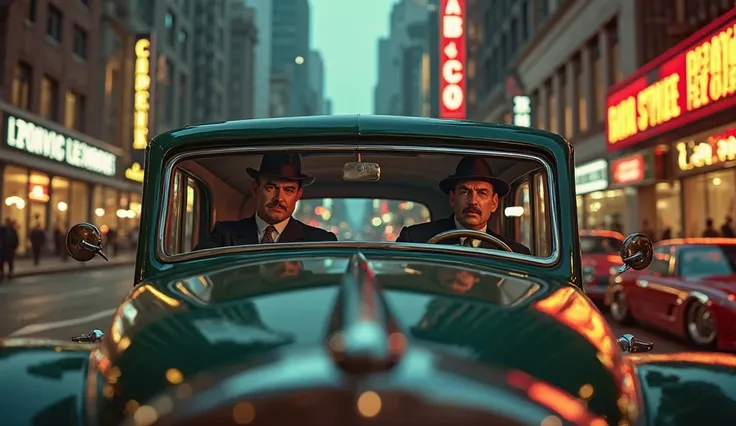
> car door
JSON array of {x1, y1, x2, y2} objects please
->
[{"x1": 630, "y1": 245, "x2": 673, "y2": 324}]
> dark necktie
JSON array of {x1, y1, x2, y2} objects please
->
[{"x1": 261, "y1": 225, "x2": 277, "y2": 243}]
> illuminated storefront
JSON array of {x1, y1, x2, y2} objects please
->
[
  {"x1": 605, "y1": 9, "x2": 736, "y2": 238},
  {"x1": 575, "y1": 160, "x2": 626, "y2": 232},
  {"x1": 0, "y1": 104, "x2": 140, "y2": 255}
]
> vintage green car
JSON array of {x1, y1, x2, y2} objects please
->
[{"x1": 3, "y1": 115, "x2": 736, "y2": 426}]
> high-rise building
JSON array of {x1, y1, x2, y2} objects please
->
[
  {"x1": 271, "y1": 0, "x2": 310, "y2": 116},
  {"x1": 191, "y1": 0, "x2": 229, "y2": 123},
  {"x1": 227, "y1": 2, "x2": 258, "y2": 120},
  {"x1": 128, "y1": 0, "x2": 194, "y2": 133},
  {"x1": 0, "y1": 0, "x2": 142, "y2": 255},
  {"x1": 308, "y1": 50, "x2": 324, "y2": 115},
  {"x1": 243, "y1": 0, "x2": 272, "y2": 118},
  {"x1": 373, "y1": 0, "x2": 429, "y2": 115}
]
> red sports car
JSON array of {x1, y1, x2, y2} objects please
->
[
  {"x1": 580, "y1": 230, "x2": 624, "y2": 304},
  {"x1": 607, "y1": 238, "x2": 736, "y2": 352}
]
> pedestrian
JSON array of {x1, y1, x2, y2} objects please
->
[
  {"x1": 702, "y1": 218, "x2": 720, "y2": 238},
  {"x1": 720, "y1": 216, "x2": 735, "y2": 238},
  {"x1": 29, "y1": 220, "x2": 46, "y2": 266},
  {"x1": 0, "y1": 218, "x2": 19, "y2": 279}
]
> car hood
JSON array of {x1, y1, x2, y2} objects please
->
[{"x1": 95, "y1": 253, "x2": 633, "y2": 425}]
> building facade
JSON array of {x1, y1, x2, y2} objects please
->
[
  {"x1": 271, "y1": 0, "x2": 310, "y2": 116},
  {"x1": 308, "y1": 50, "x2": 325, "y2": 115},
  {"x1": 226, "y1": 2, "x2": 257, "y2": 120},
  {"x1": 243, "y1": 0, "x2": 272, "y2": 119},
  {"x1": 0, "y1": 0, "x2": 142, "y2": 256},
  {"x1": 191, "y1": 0, "x2": 228, "y2": 123}
]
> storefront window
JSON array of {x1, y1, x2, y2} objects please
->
[
  {"x1": 2, "y1": 165, "x2": 29, "y2": 255},
  {"x1": 92, "y1": 185, "x2": 119, "y2": 233},
  {"x1": 584, "y1": 190, "x2": 625, "y2": 233},
  {"x1": 50, "y1": 177, "x2": 70, "y2": 230},
  {"x1": 28, "y1": 171, "x2": 49, "y2": 232},
  {"x1": 655, "y1": 181, "x2": 681, "y2": 240},
  {"x1": 69, "y1": 180, "x2": 89, "y2": 226},
  {"x1": 684, "y1": 170, "x2": 736, "y2": 237}
]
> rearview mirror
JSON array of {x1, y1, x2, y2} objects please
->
[
  {"x1": 618, "y1": 233, "x2": 653, "y2": 274},
  {"x1": 66, "y1": 223, "x2": 109, "y2": 262},
  {"x1": 343, "y1": 161, "x2": 381, "y2": 182}
]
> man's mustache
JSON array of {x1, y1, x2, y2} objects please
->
[
  {"x1": 267, "y1": 200, "x2": 287, "y2": 209},
  {"x1": 463, "y1": 206, "x2": 482, "y2": 215}
]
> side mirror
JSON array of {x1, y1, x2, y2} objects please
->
[
  {"x1": 617, "y1": 333, "x2": 653, "y2": 353},
  {"x1": 618, "y1": 233, "x2": 653, "y2": 274},
  {"x1": 66, "y1": 223, "x2": 108, "y2": 262}
]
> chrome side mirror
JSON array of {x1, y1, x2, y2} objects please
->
[
  {"x1": 618, "y1": 233, "x2": 653, "y2": 274},
  {"x1": 66, "y1": 223, "x2": 108, "y2": 262},
  {"x1": 617, "y1": 333, "x2": 653, "y2": 353},
  {"x1": 72, "y1": 329, "x2": 104, "y2": 343}
]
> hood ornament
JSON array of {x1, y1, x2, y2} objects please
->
[
  {"x1": 326, "y1": 252, "x2": 406, "y2": 374},
  {"x1": 72, "y1": 329, "x2": 104, "y2": 343},
  {"x1": 617, "y1": 333, "x2": 653, "y2": 353}
]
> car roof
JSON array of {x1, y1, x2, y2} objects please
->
[
  {"x1": 579, "y1": 230, "x2": 625, "y2": 240},
  {"x1": 656, "y1": 238, "x2": 736, "y2": 247},
  {"x1": 148, "y1": 115, "x2": 571, "y2": 154}
]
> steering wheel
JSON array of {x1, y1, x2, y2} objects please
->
[{"x1": 427, "y1": 229, "x2": 513, "y2": 252}]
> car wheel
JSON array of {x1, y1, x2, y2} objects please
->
[
  {"x1": 685, "y1": 301, "x2": 718, "y2": 348},
  {"x1": 610, "y1": 290, "x2": 634, "y2": 325}
]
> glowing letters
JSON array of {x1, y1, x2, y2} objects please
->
[
  {"x1": 677, "y1": 129, "x2": 736, "y2": 171},
  {"x1": 439, "y1": 0, "x2": 466, "y2": 119},
  {"x1": 606, "y1": 12, "x2": 736, "y2": 149},
  {"x1": 133, "y1": 38, "x2": 151, "y2": 150},
  {"x1": 512, "y1": 96, "x2": 532, "y2": 127}
]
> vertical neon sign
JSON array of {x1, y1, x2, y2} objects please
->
[{"x1": 439, "y1": 0, "x2": 466, "y2": 119}]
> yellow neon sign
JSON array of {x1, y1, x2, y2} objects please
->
[
  {"x1": 677, "y1": 132, "x2": 736, "y2": 171},
  {"x1": 133, "y1": 38, "x2": 151, "y2": 150},
  {"x1": 125, "y1": 162, "x2": 144, "y2": 183},
  {"x1": 685, "y1": 25, "x2": 736, "y2": 111}
]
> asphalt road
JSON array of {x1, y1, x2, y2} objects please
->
[{"x1": 0, "y1": 266, "x2": 696, "y2": 353}]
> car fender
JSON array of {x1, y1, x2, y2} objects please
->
[{"x1": 0, "y1": 338, "x2": 94, "y2": 426}]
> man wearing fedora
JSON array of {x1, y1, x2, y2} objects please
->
[
  {"x1": 194, "y1": 153, "x2": 337, "y2": 250},
  {"x1": 396, "y1": 156, "x2": 531, "y2": 255}
]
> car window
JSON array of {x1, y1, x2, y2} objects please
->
[
  {"x1": 505, "y1": 172, "x2": 552, "y2": 256},
  {"x1": 648, "y1": 246, "x2": 671, "y2": 276},
  {"x1": 580, "y1": 236, "x2": 622, "y2": 254},
  {"x1": 678, "y1": 245, "x2": 736, "y2": 278},
  {"x1": 165, "y1": 170, "x2": 208, "y2": 254},
  {"x1": 293, "y1": 198, "x2": 431, "y2": 241}
]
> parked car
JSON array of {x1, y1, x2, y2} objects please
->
[
  {"x1": 607, "y1": 238, "x2": 736, "y2": 352},
  {"x1": 580, "y1": 230, "x2": 624, "y2": 305},
  {"x1": 3, "y1": 115, "x2": 735, "y2": 426}
]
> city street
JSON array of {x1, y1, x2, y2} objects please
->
[{"x1": 0, "y1": 266, "x2": 696, "y2": 354}]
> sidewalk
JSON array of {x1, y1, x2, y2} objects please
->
[{"x1": 4, "y1": 252, "x2": 136, "y2": 278}]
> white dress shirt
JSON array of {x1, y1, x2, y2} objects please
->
[
  {"x1": 255, "y1": 214, "x2": 290, "y2": 243},
  {"x1": 454, "y1": 217, "x2": 486, "y2": 248}
]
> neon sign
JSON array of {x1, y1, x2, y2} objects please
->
[
  {"x1": 125, "y1": 162, "x2": 144, "y2": 183},
  {"x1": 133, "y1": 38, "x2": 151, "y2": 150},
  {"x1": 512, "y1": 95, "x2": 532, "y2": 127},
  {"x1": 677, "y1": 128, "x2": 736, "y2": 172},
  {"x1": 606, "y1": 9, "x2": 736, "y2": 151},
  {"x1": 611, "y1": 154, "x2": 645, "y2": 184},
  {"x1": 439, "y1": 0, "x2": 466, "y2": 119}
]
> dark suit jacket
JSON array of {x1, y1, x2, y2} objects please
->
[
  {"x1": 395, "y1": 216, "x2": 531, "y2": 255},
  {"x1": 194, "y1": 215, "x2": 337, "y2": 250}
]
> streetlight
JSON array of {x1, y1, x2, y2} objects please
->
[{"x1": 295, "y1": 56, "x2": 304, "y2": 65}]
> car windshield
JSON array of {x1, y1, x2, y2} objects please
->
[
  {"x1": 580, "y1": 236, "x2": 622, "y2": 254},
  {"x1": 679, "y1": 245, "x2": 736, "y2": 277},
  {"x1": 161, "y1": 148, "x2": 556, "y2": 259}
]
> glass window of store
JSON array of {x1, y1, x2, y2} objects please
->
[
  {"x1": 583, "y1": 190, "x2": 626, "y2": 234},
  {"x1": 28, "y1": 171, "x2": 49, "y2": 231},
  {"x1": 2, "y1": 166, "x2": 29, "y2": 255},
  {"x1": 92, "y1": 185, "x2": 119, "y2": 234},
  {"x1": 683, "y1": 169, "x2": 736, "y2": 238},
  {"x1": 69, "y1": 181, "x2": 89, "y2": 226},
  {"x1": 50, "y1": 177, "x2": 70, "y2": 231},
  {"x1": 655, "y1": 181, "x2": 682, "y2": 240}
]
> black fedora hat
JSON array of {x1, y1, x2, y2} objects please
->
[
  {"x1": 438, "y1": 156, "x2": 510, "y2": 197},
  {"x1": 246, "y1": 153, "x2": 315, "y2": 186}
]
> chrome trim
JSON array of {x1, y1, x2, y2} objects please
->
[{"x1": 155, "y1": 144, "x2": 562, "y2": 267}]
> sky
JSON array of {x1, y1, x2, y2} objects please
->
[{"x1": 310, "y1": 0, "x2": 397, "y2": 114}]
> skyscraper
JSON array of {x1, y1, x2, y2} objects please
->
[
  {"x1": 308, "y1": 50, "x2": 324, "y2": 115},
  {"x1": 227, "y1": 2, "x2": 258, "y2": 120},
  {"x1": 191, "y1": 0, "x2": 229, "y2": 123},
  {"x1": 243, "y1": 0, "x2": 272, "y2": 118},
  {"x1": 271, "y1": 0, "x2": 311, "y2": 116}
]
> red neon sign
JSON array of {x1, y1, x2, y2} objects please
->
[
  {"x1": 611, "y1": 154, "x2": 645, "y2": 184},
  {"x1": 606, "y1": 9, "x2": 736, "y2": 151},
  {"x1": 439, "y1": 0, "x2": 466, "y2": 119}
]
